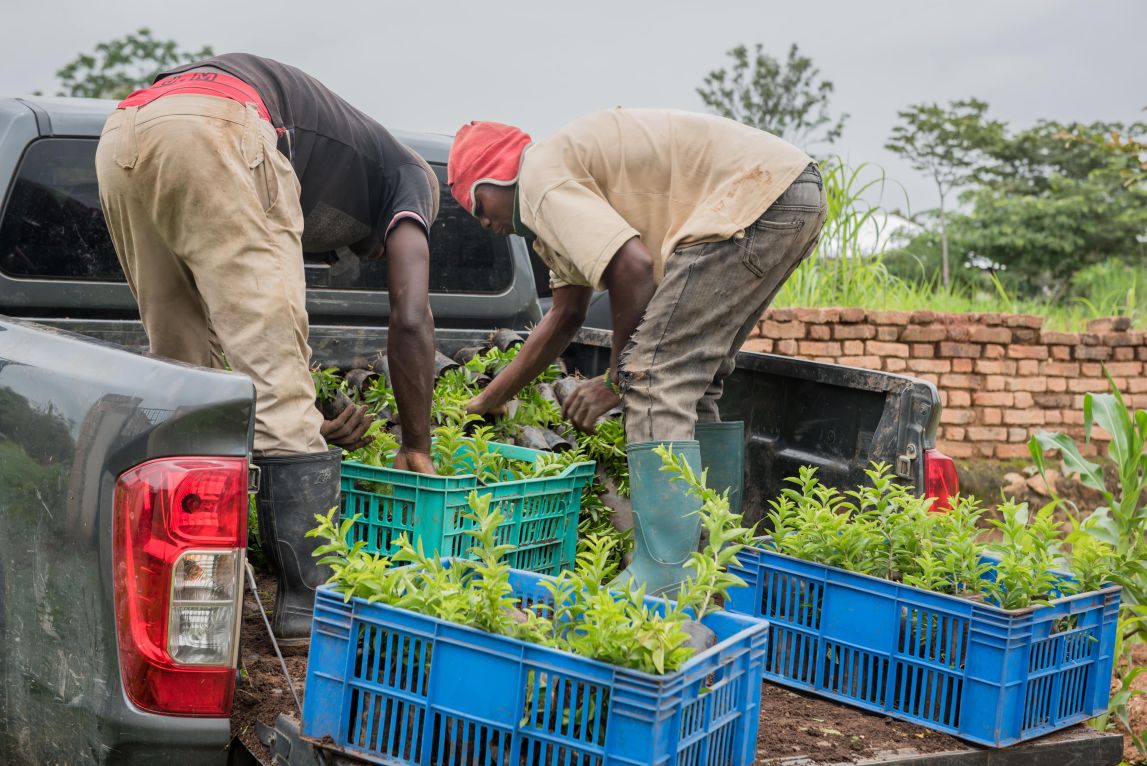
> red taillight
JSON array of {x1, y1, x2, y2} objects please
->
[
  {"x1": 924, "y1": 448, "x2": 959, "y2": 512},
  {"x1": 113, "y1": 457, "x2": 247, "y2": 716}
]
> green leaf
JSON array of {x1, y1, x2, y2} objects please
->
[{"x1": 1031, "y1": 431, "x2": 1106, "y2": 493}]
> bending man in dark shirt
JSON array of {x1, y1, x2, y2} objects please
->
[{"x1": 96, "y1": 53, "x2": 437, "y2": 643}]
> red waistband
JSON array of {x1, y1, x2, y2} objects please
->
[{"x1": 118, "y1": 72, "x2": 273, "y2": 124}]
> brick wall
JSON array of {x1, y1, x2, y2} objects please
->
[{"x1": 742, "y1": 308, "x2": 1147, "y2": 460}]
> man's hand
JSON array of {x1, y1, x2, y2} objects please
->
[
  {"x1": 466, "y1": 391, "x2": 508, "y2": 419},
  {"x1": 321, "y1": 403, "x2": 375, "y2": 451},
  {"x1": 563, "y1": 377, "x2": 621, "y2": 433},
  {"x1": 393, "y1": 447, "x2": 436, "y2": 475}
]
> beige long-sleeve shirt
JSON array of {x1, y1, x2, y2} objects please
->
[{"x1": 514, "y1": 108, "x2": 813, "y2": 290}]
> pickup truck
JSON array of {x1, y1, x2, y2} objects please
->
[{"x1": 0, "y1": 95, "x2": 1065, "y2": 765}]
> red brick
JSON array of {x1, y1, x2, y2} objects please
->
[
  {"x1": 967, "y1": 426, "x2": 1008, "y2": 441},
  {"x1": 952, "y1": 358, "x2": 974, "y2": 373},
  {"x1": 1008, "y1": 345, "x2": 1049, "y2": 360},
  {"x1": 1017, "y1": 359, "x2": 1039, "y2": 376},
  {"x1": 911, "y1": 343, "x2": 936, "y2": 358},
  {"x1": 907, "y1": 359, "x2": 952, "y2": 374},
  {"x1": 776, "y1": 339, "x2": 798, "y2": 355},
  {"x1": 969, "y1": 326, "x2": 1013, "y2": 344},
  {"x1": 742, "y1": 338, "x2": 773, "y2": 353},
  {"x1": 901, "y1": 325, "x2": 948, "y2": 342},
  {"x1": 948, "y1": 390, "x2": 972, "y2": 407},
  {"x1": 982, "y1": 344, "x2": 1006, "y2": 359},
  {"x1": 1039, "y1": 330, "x2": 1077, "y2": 345},
  {"x1": 940, "y1": 373, "x2": 982, "y2": 389},
  {"x1": 875, "y1": 326, "x2": 900, "y2": 341},
  {"x1": 945, "y1": 426, "x2": 966, "y2": 441},
  {"x1": 1061, "y1": 409, "x2": 1085, "y2": 426},
  {"x1": 1086, "y1": 317, "x2": 1132, "y2": 333},
  {"x1": 808, "y1": 324, "x2": 832, "y2": 340},
  {"x1": 867, "y1": 341, "x2": 911, "y2": 356},
  {"x1": 1105, "y1": 332, "x2": 1140, "y2": 347},
  {"x1": 1006, "y1": 377, "x2": 1048, "y2": 393},
  {"x1": 984, "y1": 375, "x2": 1008, "y2": 391},
  {"x1": 833, "y1": 324, "x2": 877, "y2": 340},
  {"x1": 1067, "y1": 378, "x2": 1109, "y2": 394},
  {"x1": 982, "y1": 408, "x2": 1003, "y2": 425},
  {"x1": 1013, "y1": 391, "x2": 1035, "y2": 408},
  {"x1": 799, "y1": 340, "x2": 842, "y2": 356},
  {"x1": 870, "y1": 310, "x2": 911, "y2": 326},
  {"x1": 1040, "y1": 361, "x2": 1080, "y2": 377},
  {"x1": 884, "y1": 357, "x2": 908, "y2": 372},
  {"x1": 1114, "y1": 347, "x2": 1136, "y2": 361},
  {"x1": 1047, "y1": 378, "x2": 1067, "y2": 392},
  {"x1": 940, "y1": 342, "x2": 983, "y2": 358},
  {"x1": 941, "y1": 408, "x2": 975, "y2": 425},
  {"x1": 838, "y1": 355, "x2": 880, "y2": 368},
  {"x1": 1008, "y1": 427, "x2": 1030, "y2": 442},
  {"x1": 1079, "y1": 333, "x2": 1101, "y2": 346},
  {"x1": 946, "y1": 325, "x2": 972, "y2": 342},
  {"x1": 839, "y1": 308, "x2": 866, "y2": 323},
  {"x1": 842, "y1": 340, "x2": 866, "y2": 355},
  {"x1": 1128, "y1": 378, "x2": 1147, "y2": 394},
  {"x1": 1106, "y1": 362, "x2": 1143, "y2": 377},
  {"x1": 1004, "y1": 409, "x2": 1045, "y2": 425},
  {"x1": 1034, "y1": 393, "x2": 1072, "y2": 408},
  {"x1": 910, "y1": 311, "x2": 937, "y2": 324},
  {"x1": 766, "y1": 308, "x2": 794, "y2": 322},
  {"x1": 793, "y1": 307, "x2": 839, "y2": 324},
  {"x1": 1010, "y1": 328, "x2": 1040, "y2": 343},
  {"x1": 1140, "y1": 347, "x2": 1147, "y2": 361},
  {"x1": 979, "y1": 313, "x2": 1005, "y2": 326},
  {"x1": 975, "y1": 359, "x2": 1014, "y2": 375},
  {"x1": 941, "y1": 442, "x2": 977, "y2": 458},
  {"x1": 1003, "y1": 314, "x2": 1045, "y2": 329},
  {"x1": 1080, "y1": 362, "x2": 1104, "y2": 377},
  {"x1": 1051, "y1": 346, "x2": 1072, "y2": 360},
  {"x1": 997, "y1": 443, "x2": 1035, "y2": 459},
  {"x1": 762, "y1": 320, "x2": 806, "y2": 339},
  {"x1": 974, "y1": 391, "x2": 1014, "y2": 406},
  {"x1": 1075, "y1": 345, "x2": 1112, "y2": 361}
]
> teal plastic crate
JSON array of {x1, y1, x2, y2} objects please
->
[
  {"x1": 302, "y1": 569, "x2": 770, "y2": 766},
  {"x1": 340, "y1": 439, "x2": 594, "y2": 576}
]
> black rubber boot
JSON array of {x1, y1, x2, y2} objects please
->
[{"x1": 254, "y1": 448, "x2": 342, "y2": 647}]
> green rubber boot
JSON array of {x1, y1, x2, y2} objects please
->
[
  {"x1": 612, "y1": 440, "x2": 703, "y2": 598},
  {"x1": 694, "y1": 421, "x2": 745, "y2": 516}
]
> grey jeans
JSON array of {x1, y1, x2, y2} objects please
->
[{"x1": 619, "y1": 163, "x2": 827, "y2": 443}]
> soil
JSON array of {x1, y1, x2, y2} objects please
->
[{"x1": 231, "y1": 571, "x2": 309, "y2": 764}]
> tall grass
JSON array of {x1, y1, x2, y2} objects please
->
[{"x1": 773, "y1": 159, "x2": 1143, "y2": 330}]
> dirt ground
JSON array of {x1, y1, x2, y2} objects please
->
[
  {"x1": 1117, "y1": 644, "x2": 1147, "y2": 765},
  {"x1": 231, "y1": 571, "x2": 308, "y2": 763}
]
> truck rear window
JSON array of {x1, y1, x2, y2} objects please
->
[{"x1": 0, "y1": 139, "x2": 513, "y2": 294}]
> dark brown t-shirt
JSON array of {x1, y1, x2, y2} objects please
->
[{"x1": 161, "y1": 53, "x2": 438, "y2": 253}]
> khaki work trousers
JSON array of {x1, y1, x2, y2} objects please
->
[
  {"x1": 95, "y1": 94, "x2": 326, "y2": 456},
  {"x1": 619, "y1": 163, "x2": 828, "y2": 443}
]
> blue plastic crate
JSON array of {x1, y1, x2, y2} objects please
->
[
  {"x1": 340, "y1": 439, "x2": 594, "y2": 576},
  {"x1": 725, "y1": 545, "x2": 1121, "y2": 747},
  {"x1": 302, "y1": 569, "x2": 770, "y2": 765}
]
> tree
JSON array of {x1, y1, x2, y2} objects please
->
[
  {"x1": 889, "y1": 118, "x2": 1147, "y2": 298},
  {"x1": 884, "y1": 99, "x2": 1005, "y2": 287},
  {"x1": 697, "y1": 43, "x2": 848, "y2": 150},
  {"x1": 53, "y1": 28, "x2": 214, "y2": 100}
]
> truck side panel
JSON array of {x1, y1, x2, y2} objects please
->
[{"x1": 0, "y1": 318, "x2": 253, "y2": 764}]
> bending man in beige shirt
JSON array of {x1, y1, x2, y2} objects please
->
[{"x1": 448, "y1": 108, "x2": 826, "y2": 596}]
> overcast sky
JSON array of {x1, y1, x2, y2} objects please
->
[{"x1": 3, "y1": 0, "x2": 1143, "y2": 214}]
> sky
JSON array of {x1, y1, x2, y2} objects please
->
[{"x1": 2, "y1": 0, "x2": 1143, "y2": 217}]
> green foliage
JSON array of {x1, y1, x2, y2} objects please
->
[
  {"x1": 1028, "y1": 373, "x2": 1147, "y2": 745},
  {"x1": 310, "y1": 366, "x2": 342, "y2": 403},
  {"x1": 890, "y1": 113, "x2": 1147, "y2": 297},
  {"x1": 697, "y1": 42, "x2": 847, "y2": 150},
  {"x1": 766, "y1": 463, "x2": 1112, "y2": 610},
  {"x1": 52, "y1": 28, "x2": 214, "y2": 100}
]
